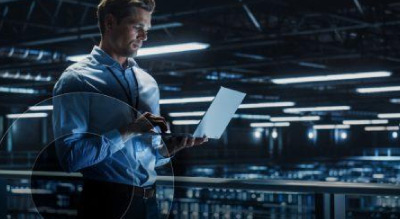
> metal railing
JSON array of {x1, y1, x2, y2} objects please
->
[
  {"x1": 0, "y1": 170, "x2": 400, "y2": 219},
  {"x1": 158, "y1": 176, "x2": 400, "y2": 219}
]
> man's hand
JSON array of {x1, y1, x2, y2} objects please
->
[
  {"x1": 160, "y1": 136, "x2": 208, "y2": 157},
  {"x1": 119, "y1": 112, "x2": 168, "y2": 142}
]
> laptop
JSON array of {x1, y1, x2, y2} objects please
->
[{"x1": 159, "y1": 86, "x2": 246, "y2": 139}]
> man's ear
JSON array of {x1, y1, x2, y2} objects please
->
[{"x1": 104, "y1": 14, "x2": 115, "y2": 33}]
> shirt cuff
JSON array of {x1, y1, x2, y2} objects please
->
[
  {"x1": 155, "y1": 149, "x2": 172, "y2": 167},
  {"x1": 103, "y1": 129, "x2": 125, "y2": 154}
]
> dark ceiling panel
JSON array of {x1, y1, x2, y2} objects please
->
[{"x1": 0, "y1": 0, "x2": 400, "y2": 123}]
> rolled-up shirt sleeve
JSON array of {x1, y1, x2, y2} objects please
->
[
  {"x1": 149, "y1": 126, "x2": 171, "y2": 167},
  {"x1": 52, "y1": 70, "x2": 125, "y2": 172},
  {"x1": 150, "y1": 134, "x2": 171, "y2": 167},
  {"x1": 155, "y1": 149, "x2": 171, "y2": 167}
]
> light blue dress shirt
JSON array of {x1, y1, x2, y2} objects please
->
[{"x1": 52, "y1": 46, "x2": 170, "y2": 187}]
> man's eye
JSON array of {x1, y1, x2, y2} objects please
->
[{"x1": 135, "y1": 27, "x2": 148, "y2": 33}]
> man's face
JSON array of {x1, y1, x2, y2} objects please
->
[{"x1": 107, "y1": 7, "x2": 152, "y2": 57}]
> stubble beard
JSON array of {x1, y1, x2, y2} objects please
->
[
  {"x1": 120, "y1": 47, "x2": 138, "y2": 58},
  {"x1": 126, "y1": 42, "x2": 139, "y2": 57},
  {"x1": 130, "y1": 50, "x2": 138, "y2": 58}
]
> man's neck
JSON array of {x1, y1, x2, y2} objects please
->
[{"x1": 99, "y1": 40, "x2": 128, "y2": 68}]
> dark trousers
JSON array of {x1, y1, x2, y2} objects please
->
[{"x1": 78, "y1": 179, "x2": 160, "y2": 219}]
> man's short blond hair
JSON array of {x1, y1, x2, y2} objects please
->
[{"x1": 97, "y1": 0, "x2": 155, "y2": 35}]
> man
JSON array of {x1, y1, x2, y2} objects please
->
[{"x1": 52, "y1": 0, "x2": 207, "y2": 218}]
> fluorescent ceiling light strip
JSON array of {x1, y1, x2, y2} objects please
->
[
  {"x1": 172, "y1": 120, "x2": 200, "y2": 125},
  {"x1": 234, "y1": 53, "x2": 266, "y2": 60},
  {"x1": 29, "y1": 105, "x2": 53, "y2": 111},
  {"x1": 150, "y1": 22, "x2": 183, "y2": 30},
  {"x1": 343, "y1": 119, "x2": 388, "y2": 125},
  {"x1": 0, "y1": 86, "x2": 39, "y2": 94},
  {"x1": 1, "y1": 72, "x2": 52, "y2": 82},
  {"x1": 271, "y1": 71, "x2": 391, "y2": 84},
  {"x1": 356, "y1": 86, "x2": 400, "y2": 93},
  {"x1": 365, "y1": 126, "x2": 399, "y2": 131},
  {"x1": 7, "y1": 113, "x2": 48, "y2": 119},
  {"x1": 169, "y1": 111, "x2": 205, "y2": 117},
  {"x1": 250, "y1": 122, "x2": 290, "y2": 127},
  {"x1": 169, "y1": 112, "x2": 270, "y2": 120},
  {"x1": 298, "y1": 62, "x2": 327, "y2": 69},
  {"x1": 67, "y1": 42, "x2": 210, "y2": 62},
  {"x1": 378, "y1": 113, "x2": 400, "y2": 119},
  {"x1": 313, "y1": 124, "x2": 350, "y2": 130},
  {"x1": 160, "y1": 96, "x2": 214, "y2": 104},
  {"x1": 137, "y1": 42, "x2": 209, "y2": 57},
  {"x1": 233, "y1": 114, "x2": 270, "y2": 120},
  {"x1": 390, "y1": 98, "x2": 400, "y2": 104},
  {"x1": 239, "y1": 102, "x2": 295, "y2": 109},
  {"x1": 284, "y1": 106, "x2": 350, "y2": 113},
  {"x1": 270, "y1": 116, "x2": 320, "y2": 122}
]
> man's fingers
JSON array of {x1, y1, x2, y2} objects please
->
[
  {"x1": 143, "y1": 113, "x2": 169, "y2": 132},
  {"x1": 150, "y1": 119, "x2": 168, "y2": 132},
  {"x1": 179, "y1": 137, "x2": 188, "y2": 148},
  {"x1": 141, "y1": 112, "x2": 151, "y2": 119},
  {"x1": 164, "y1": 136, "x2": 208, "y2": 155},
  {"x1": 188, "y1": 138, "x2": 195, "y2": 147},
  {"x1": 194, "y1": 137, "x2": 208, "y2": 145},
  {"x1": 140, "y1": 119, "x2": 154, "y2": 131}
]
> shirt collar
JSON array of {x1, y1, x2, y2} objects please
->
[{"x1": 90, "y1": 46, "x2": 137, "y2": 70}]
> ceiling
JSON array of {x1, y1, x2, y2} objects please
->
[{"x1": 1, "y1": 0, "x2": 400, "y2": 124}]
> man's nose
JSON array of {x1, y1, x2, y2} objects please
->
[{"x1": 137, "y1": 30, "x2": 147, "y2": 41}]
